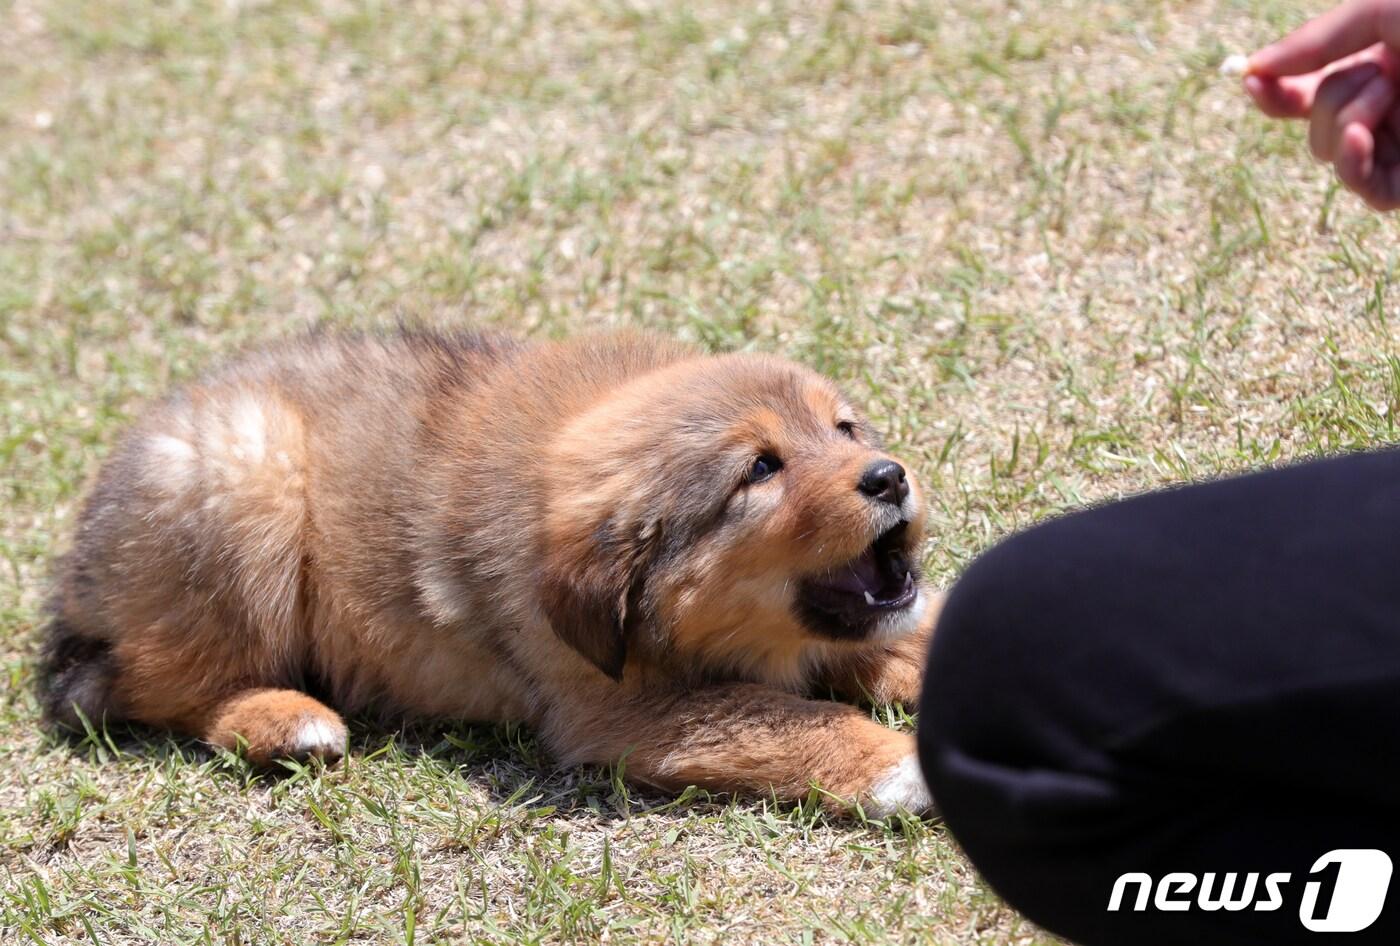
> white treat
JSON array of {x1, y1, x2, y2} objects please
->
[{"x1": 1220, "y1": 54, "x2": 1250, "y2": 77}]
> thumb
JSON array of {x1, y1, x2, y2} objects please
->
[{"x1": 1251, "y1": 1, "x2": 1400, "y2": 77}]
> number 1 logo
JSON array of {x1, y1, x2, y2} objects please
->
[{"x1": 1299, "y1": 850, "x2": 1392, "y2": 933}]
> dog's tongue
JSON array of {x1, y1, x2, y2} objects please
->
[{"x1": 817, "y1": 547, "x2": 881, "y2": 594}]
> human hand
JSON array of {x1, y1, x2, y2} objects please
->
[{"x1": 1244, "y1": 0, "x2": 1400, "y2": 209}]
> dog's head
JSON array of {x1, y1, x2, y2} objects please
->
[{"x1": 538, "y1": 352, "x2": 929, "y2": 683}]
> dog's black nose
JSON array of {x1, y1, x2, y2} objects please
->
[{"x1": 858, "y1": 459, "x2": 908, "y2": 505}]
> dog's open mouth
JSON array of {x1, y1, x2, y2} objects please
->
[{"x1": 797, "y1": 521, "x2": 919, "y2": 629}]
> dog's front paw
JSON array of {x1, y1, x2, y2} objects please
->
[
  {"x1": 841, "y1": 591, "x2": 943, "y2": 705},
  {"x1": 865, "y1": 652, "x2": 924, "y2": 705},
  {"x1": 865, "y1": 754, "x2": 935, "y2": 818}
]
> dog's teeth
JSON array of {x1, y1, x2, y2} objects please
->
[
  {"x1": 864, "y1": 590, "x2": 876, "y2": 605},
  {"x1": 904, "y1": 571, "x2": 913, "y2": 589}
]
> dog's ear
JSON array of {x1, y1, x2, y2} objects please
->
[{"x1": 540, "y1": 516, "x2": 659, "y2": 681}]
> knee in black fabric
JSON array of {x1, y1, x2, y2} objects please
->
[
  {"x1": 916, "y1": 515, "x2": 1176, "y2": 941},
  {"x1": 919, "y1": 515, "x2": 1133, "y2": 779}
]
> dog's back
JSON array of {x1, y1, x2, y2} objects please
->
[{"x1": 39, "y1": 329, "x2": 523, "y2": 732}]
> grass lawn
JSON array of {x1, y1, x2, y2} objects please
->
[{"x1": 3, "y1": 0, "x2": 1397, "y2": 942}]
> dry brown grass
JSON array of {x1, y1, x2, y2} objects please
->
[{"x1": 4, "y1": 0, "x2": 1398, "y2": 942}]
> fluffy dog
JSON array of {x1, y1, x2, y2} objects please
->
[{"x1": 39, "y1": 330, "x2": 940, "y2": 815}]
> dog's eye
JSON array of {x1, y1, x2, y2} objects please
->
[
  {"x1": 836, "y1": 421, "x2": 857, "y2": 439},
  {"x1": 747, "y1": 454, "x2": 783, "y2": 484}
]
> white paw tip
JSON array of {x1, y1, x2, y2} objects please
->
[
  {"x1": 291, "y1": 717, "x2": 346, "y2": 759},
  {"x1": 866, "y1": 755, "x2": 935, "y2": 818},
  {"x1": 1220, "y1": 54, "x2": 1250, "y2": 77}
]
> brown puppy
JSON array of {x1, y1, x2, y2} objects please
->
[{"x1": 39, "y1": 330, "x2": 941, "y2": 815}]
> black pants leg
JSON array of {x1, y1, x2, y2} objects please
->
[{"x1": 919, "y1": 449, "x2": 1400, "y2": 946}]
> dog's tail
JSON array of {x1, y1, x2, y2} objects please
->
[{"x1": 36, "y1": 610, "x2": 118, "y2": 732}]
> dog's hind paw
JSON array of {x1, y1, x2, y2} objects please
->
[
  {"x1": 290, "y1": 715, "x2": 348, "y2": 762},
  {"x1": 205, "y1": 688, "x2": 347, "y2": 767}
]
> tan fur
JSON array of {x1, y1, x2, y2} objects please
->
[{"x1": 40, "y1": 330, "x2": 940, "y2": 812}]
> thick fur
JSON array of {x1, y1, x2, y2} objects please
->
[{"x1": 39, "y1": 330, "x2": 941, "y2": 812}]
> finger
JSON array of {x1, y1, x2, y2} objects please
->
[
  {"x1": 1336, "y1": 122, "x2": 1378, "y2": 191},
  {"x1": 1379, "y1": 153, "x2": 1400, "y2": 209},
  {"x1": 1310, "y1": 64, "x2": 1383, "y2": 159},
  {"x1": 1252, "y1": 0, "x2": 1400, "y2": 77},
  {"x1": 1243, "y1": 47, "x2": 1386, "y2": 119},
  {"x1": 1336, "y1": 122, "x2": 1400, "y2": 209},
  {"x1": 1375, "y1": 122, "x2": 1400, "y2": 165},
  {"x1": 1335, "y1": 71, "x2": 1398, "y2": 130},
  {"x1": 1245, "y1": 72, "x2": 1324, "y2": 117},
  {"x1": 1370, "y1": 109, "x2": 1400, "y2": 170}
]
